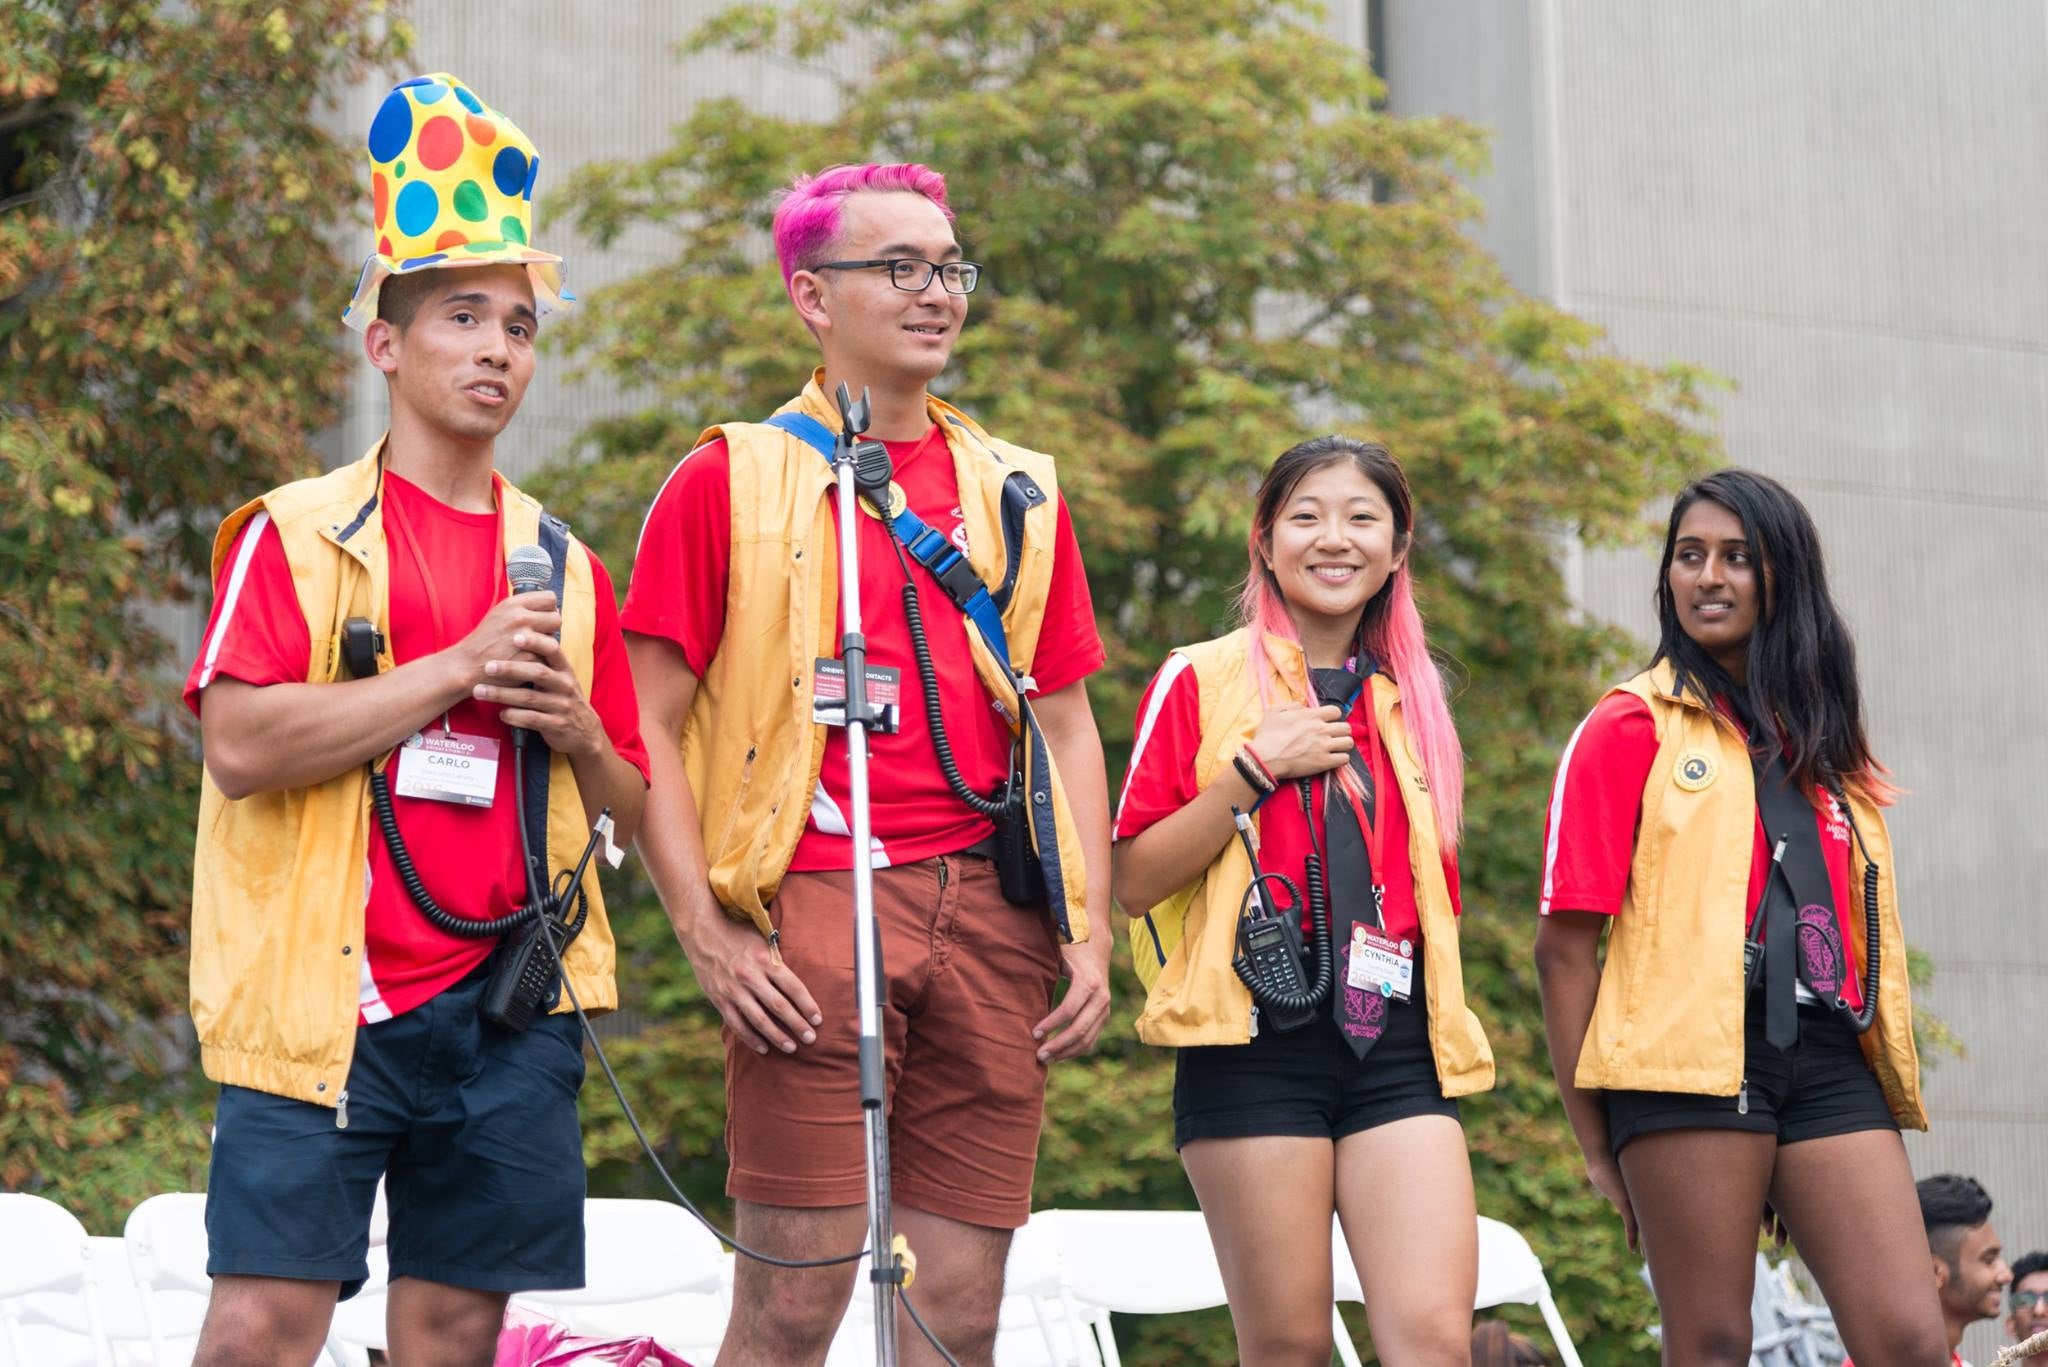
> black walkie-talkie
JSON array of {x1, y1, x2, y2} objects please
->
[
  {"x1": 479, "y1": 811, "x2": 610, "y2": 1032},
  {"x1": 1228, "y1": 808, "x2": 1318, "y2": 1033}
]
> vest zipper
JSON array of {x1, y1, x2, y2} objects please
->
[
  {"x1": 1248, "y1": 1005, "x2": 1260, "y2": 1039},
  {"x1": 709, "y1": 745, "x2": 757, "y2": 861},
  {"x1": 334, "y1": 1089, "x2": 350, "y2": 1130},
  {"x1": 1736, "y1": 1077, "x2": 1749, "y2": 1116}
]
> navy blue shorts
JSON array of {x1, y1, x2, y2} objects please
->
[
  {"x1": 1172, "y1": 982, "x2": 1459, "y2": 1149},
  {"x1": 205, "y1": 962, "x2": 588, "y2": 1298}
]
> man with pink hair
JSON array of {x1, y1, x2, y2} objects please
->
[{"x1": 623, "y1": 164, "x2": 1112, "y2": 1364}]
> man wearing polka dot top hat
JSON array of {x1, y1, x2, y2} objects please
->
[{"x1": 184, "y1": 73, "x2": 648, "y2": 1365}]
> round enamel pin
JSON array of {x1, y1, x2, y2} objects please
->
[{"x1": 1674, "y1": 751, "x2": 1717, "y2": 791}]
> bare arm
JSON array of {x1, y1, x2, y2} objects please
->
[
  {"x1": 200, "y1": 591, "x2": 560, "y2": 799},
  {"x1": 1112, "y1": 701, "x2": 1352, "y2": 914},
  {"x1": 627, "y1": 633, "x2": 820, "y2": 1056},
  {"x1": 1534, "y1": 909, "x2": 1637, "y2": 1249},
  {"x1": 1031, "y1": 680, "x2": 1113, "y2": 1063}
]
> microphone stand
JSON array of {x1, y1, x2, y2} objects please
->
[{"x1": 830, "y1": 382, "x2": 902, "y2": 1365}]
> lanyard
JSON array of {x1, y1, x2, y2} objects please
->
[
  {"x1": 1346, "y1": 684, "x2": 1391, "y2": 919},
  {"x1": 1308, "y1": 659, "x2": 1391, "y2": 927}
]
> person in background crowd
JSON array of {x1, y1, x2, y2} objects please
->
[
  {"x1": 1914, "y1": 1175, "x2": 2013, "y2": 1367},
  {"x1": 624, "y1": 162, "x2": 1112, "y2": 1367},
  {"x1": 2004, "y1": 1250, "x2": 2048, "y2": 1364},
  {"x1": 1114, "y1": 436, "x2": 1492, "y2": 1366},
  {"x1": 184, "y1": 73, "x2": 647, "y2": 1366},
  {"x1": 1534, "y1": 469, "x2": 1942, "y2": 1366}
]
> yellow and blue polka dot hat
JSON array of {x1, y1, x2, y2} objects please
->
[{"x1": 341, "y1": 73, "x2": 574, "y2": 331}]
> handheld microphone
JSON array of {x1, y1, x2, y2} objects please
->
[
  {"x1": 504, "y1": 543, "x2": 554, "y2": 749},
  {"x1": 507, "y1": 542, "x2": 552, "y2": 599}
]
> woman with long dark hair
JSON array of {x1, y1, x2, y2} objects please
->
[
  {"x1": 1115, "y1": 436, "x2": 1492, "y2": 1365},
  {"x1": 1535, "y1": 469, "x2": 1942, "y2": 1364}
]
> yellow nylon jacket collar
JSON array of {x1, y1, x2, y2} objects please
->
[
  {"x1": 1125, "y1": 629, "x2": 1494, "y2": 1097},
  {"x1": 1569, "y1": 663, "x2": 1924, "y2": 1126},
  {"x1": 190, "y1": 440, "x2": 616, "y2": 1107}
]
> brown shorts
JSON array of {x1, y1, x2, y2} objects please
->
[{"x1": 724, "y1": 852, "x2": 1063, "y2": 1229}]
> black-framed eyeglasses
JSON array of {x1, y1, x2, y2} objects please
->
[
  {"x1": 2013, "y1": 1289, "x2": 2048, "y2": 1312},
  {"x1": 814, "y1": 258, "x2": 981, "y2": 294}
]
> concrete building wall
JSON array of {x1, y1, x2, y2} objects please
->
[{"x1": 1386, "y1": 4, "x2": 2048, "y2": 1360}]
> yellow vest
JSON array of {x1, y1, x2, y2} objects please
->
[
  {"x1": 189, "y1": 441, "x2": 617, "y2": 1108},
  {"x1": 1571, "y1": 665, "x2": 1924, "y2": 1127},
  {"x1": 678, "y1": 374, "x2": 1091, "y2": 944},
  {"x1": 1125, "y1": 629, "x2": 1494, "y2": 1098}
]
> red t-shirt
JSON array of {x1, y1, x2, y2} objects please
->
[
  {"x1": 1112, "y1": 653, "x2": 1460, "y2": 943},
  {"x1": 185, "y1": 471, "x2": 651, "y2": 1023},
  {"x1": 622, "y1": 425, "x2": 1104, "y2": 870},
  {"x1": 1538, "y1": 691, "x2": 1863, "y2": 1011}
]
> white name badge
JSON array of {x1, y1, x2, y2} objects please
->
[
  {"x1": 1346, "y1": 921, "x2": 1414, "y2": 1002},
  {"x1": 393, "y1": 731, "x2": 501, "y2": 807}
]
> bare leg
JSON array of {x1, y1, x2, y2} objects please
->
[
  {"x1": 716, "y1": 1201, "x2": 866, "y2": 1367},
  {"x1": 1617, "y1": 1128, "x2": 1778, "y2": 1366},
  {"x1": 1769, "y1": 1129, "x2": 1950, "y2": 1366},
  {"x1": 891, "y1": 1205, "x2": 1014, "y2": 1367},
  {"x1": 1181, "y1": 1136, "x2": 1339, "y2": 1367},
  {"x1": 384, "y1": 1278, "x2": 510, "y2": 1367},
  {"x1": 192, "y1": 1275, "x2": 339, "y2": 1367},
  {"x1": 1335, "y1": 1114, "x2": 1476, "y2": 1365}
]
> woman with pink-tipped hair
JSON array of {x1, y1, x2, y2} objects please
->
[{"x1": 1114, "y1": 436, "x2": 1493, "y2": 1366}]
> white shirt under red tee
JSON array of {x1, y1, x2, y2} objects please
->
[
  {"x1": 185, "y1": 471, "x2": 650, "y2": 1024},
  {"x1": 1113, "y1": 654, "x2": 1461, "y2": 943},
  {"x1": 1539, "y1": 691, "x2": 1864, "y2": 1012},
  {"x1": 622, "y1": 424, "x2": 1104, "y2": 871}
]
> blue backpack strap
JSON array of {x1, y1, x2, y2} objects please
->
[
  {"x1": 765, "y1": 411, "x2": 838, "y2": 463},
  {"x1": 767, "y1": 412, "x2": 1015, "y2": 675}
]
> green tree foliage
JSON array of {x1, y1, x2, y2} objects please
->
[
  {"x1": 0, "y1": 0, "x2": 407, "y2": 1230},
  {"x1": 535, "y1": 0, "x2": 1720, "y2": 1357}
]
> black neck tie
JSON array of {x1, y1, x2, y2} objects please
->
[
  {"x1": 1752, "y1": 751, "x2": 1842, "y2": 1049},
  {"x1": 1311, "y1": 667, "x2": 1384, "y2": 1060}
]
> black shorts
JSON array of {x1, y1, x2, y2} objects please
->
[
  {"x1": 1604, "y1": 998, "x2": 1897, "y2": 1156},
  {"x1": 1173, "y1": 981, "x2": 1458, "y2": 1149},
  {"x1": 205, "y1": 962, "x2": 589, "y2": 1298}
]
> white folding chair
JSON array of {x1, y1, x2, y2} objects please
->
[
  {"x1": 1001, "y1": 1216, "x2": 1100, "y2": 1366},
  {"x1": 0, "y1": 1194, "x2": 109, "y2": 1367},
  {"x1": 81, "y1": 1234, "x2": 203, "y2": 1365},
  {"x1": 1474, "y1": 1215, "x2": 1585, "y2": 1367},
  {"x1": 827, "y1": 1221, "x2": 1106, "y2": 1367},
  {"x1": 510, "y1": 1197, "x2": 731, "y2": 1343},
  {"x1": 1324, "y1": 1214, "x2": 1370, "y2": 1367},
  {"x1": 122, "y1": 1194, "x2": 214, "y2": 1367},
  {"x1": 1024, "y1": 1209, "x2": 1228, "y2": 1367},
  {"x1": 125, "y1": 1191, "x2": 366, "y2": 1367},
  {"x1": 1747, "y1": 1253, "x2": 1841, "y2": 1367}
]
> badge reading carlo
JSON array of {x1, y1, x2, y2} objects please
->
[{"x1": 1674, "y1": 751, "x2": 1717, "y2": 791}]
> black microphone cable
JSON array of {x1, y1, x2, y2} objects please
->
[
  {"x1": 524, "y1": 816, "x2": 965, "y2": 1366},
  {"x1": 890, "y1": 536, "x2": 1009, "y2": 819}
]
